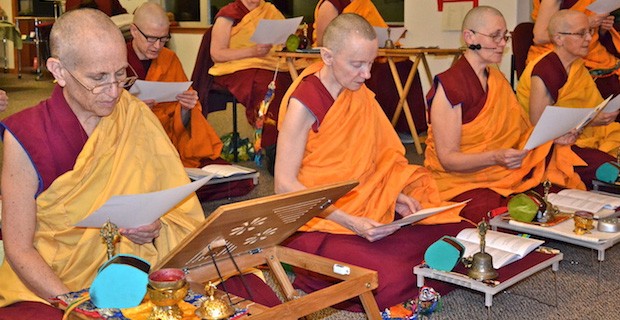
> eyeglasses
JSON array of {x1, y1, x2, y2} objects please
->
[
  {"x1": 63, "y1": 63, "x2": 138, "y2": 95},
  {"x1": 557, "y1": 28, "x2": 595, "y2": 39},
  {"x1": 470, "y1": 29, "x2": 511, "y2": 43},
  {"x1": 134, "y1": 24, "x2": 171, "y2": 44}
]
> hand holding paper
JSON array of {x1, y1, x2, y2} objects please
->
[
  {"x1": 250, "y1": 17, "x2": 304, "y2": 45},
  {"x1": 523, "y1": 96, "x2": 613, "y2": 150},
  {"x1": 129, "y1": 80, "x2": 193, "y2": 103},
  {"x1": 75, "y1": 176, "x2": 213, "y2": 229}
]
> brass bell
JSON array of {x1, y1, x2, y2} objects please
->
[
  {"x1": 467, "y1": 251, "x2": 498, "y2": 281},
  {"x1": 195, "y1": 282, "x2": 235, "y2": 320},
  {"x1": 466, "y1": 219, "x2": 498, "y2": 281},
  {"x1": 384, "y1": 28, "x2": 395, "y2": 49}
]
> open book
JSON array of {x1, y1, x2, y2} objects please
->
[
  {"x1": 547, "y1": 189, "x2": 620, "y2": 217},
  {"x1": 370, "y1": 200, "x2": 469, "y2": 231},
  {"x1": 524, "y1": 95, "x2": 616, "y2": 150},
  {"x1": 457, "y1": 228, "x2": 543, "y2": 269}
]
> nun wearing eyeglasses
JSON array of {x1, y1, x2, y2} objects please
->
[
  {"x1": 127, "y1": 2, "x2": 224, "y2": 169},
  {"x1": 0, "y1": 9, "x2": 204, "y2": 319},
  {"x1": 424, "y1": 6, "x2": 591, "y2": 223},
  {"x1": 517, "y1": 9, "x2": 618, "y2": 184},
  {"x1": 528, "y1": 0, "x2": 620, "y2": 99}
]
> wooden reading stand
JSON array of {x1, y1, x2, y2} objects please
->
[{"x1": 155, "y1": 180, "x2": 382, "y2": 319}]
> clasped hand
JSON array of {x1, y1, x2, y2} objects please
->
[
  {"x1": 141, "y1": 89, "x2": 198, "y2": 110},
  {"x1": 348, "y1": 193, "x2": 421, "y2": 242},
  {"x1": 495, "y1": 149, "x2": 528, "y2": 169},
  {"x1": 253, "y1": 44, "x2": 273, "y2": 57},
  {"x1": 119, "y1": 220, "x2": 162, "y2": 245}
]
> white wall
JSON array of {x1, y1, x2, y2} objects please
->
[
  {"x1": 1, "y1": 1, "x2": 533, "y2": 81},
  {"x1": 405, "y1": 0, "x2": 532, "y2": 93}
]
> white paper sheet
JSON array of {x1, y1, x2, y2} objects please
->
[
  {"x1": 603, "y1": 94, "x2": 620, "y2": 113},
  {"x1": 250, "y1": 17, "x2": 304, "y2": 45},
  {"x1": 373, "y1": 27, "x2": 407, "y2": 48},
  {"x1": 524, "y1": 106, "x2": 593, "y2": 150},
  {"x1": 129, "y1": 80, "x2": 192, "y2": 103},
  {"x1": 75, "y1": 176, "x2": 213, "y2": 229},
  {"x1": 370, "y1": 200, "x2": 470, "y2": 231},
  {"x1": 587, "y1": 0, "x2": 620, "y2": 14}
]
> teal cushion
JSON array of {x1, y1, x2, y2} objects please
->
[
  {"x1": 596, "y1": 162, "x2": 620, "y2": 183},
  {"x1": 89, "y1": 254, "x2": 150, "y2": 309},
  {"x1": 424, "y1": 236, "x2": 464, "y2": 272}
]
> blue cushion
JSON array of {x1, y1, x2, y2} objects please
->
[
  {"x1": 424, "y1": 236, "x2": 464, "y2": 272},
  {"x1": 89, "y1": 254, "x2": 150, "y2": 309}
]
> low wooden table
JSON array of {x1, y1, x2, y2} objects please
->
[
  {"x1": 274, "y1": 47, "x2": 463, "y2": 154},
  {"x1": 414, "y1": 250, "x2": 562, "y2": 317}
]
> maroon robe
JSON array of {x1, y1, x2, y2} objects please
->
[
  {"x1": 322, "y1": 0, "x2": 428, "y2": 134},
  {"x1": 1, "y1": 85, "x2": 87, "y2": 196},
  {"x1": 0, "y1": 86, "x2": 280, "y2": 318},
  {"x1": 210, "y1": 0, "x2": 294, "y2": 148},
  {"x1": 529, "y1": 52, "x2": 615, "y2": 189},
  {"x1": 282, "y1": 75, "x2": 469, "y2": 311}
]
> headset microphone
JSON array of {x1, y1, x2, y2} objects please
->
[{"x1": 468, "y1": 44, "x2": 498, "y2": 50}]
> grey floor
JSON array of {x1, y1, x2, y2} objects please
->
[{"x1": 2, "y1": 72, "x2": 620, "y2": 320}]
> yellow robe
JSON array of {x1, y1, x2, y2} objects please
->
[
  {"x1": 528, "y1": 0, "x2": 620, "y2": 76},
  {"x1": 279, "y1": 62, "x2": 463, "y2": 235},
  {"x1": 518, "y1": 51, "x2": 620, "y2": 155},
  {"x1": 209, "y1": 0, "x2": 290, "y2": 76},
  {"x1": 146, "y1": 47, "x2": 223, "y2": 168},
  {"x1": 425, "y1": 64, "x2": 585, "y2": 201},
  {"x1": 0, "y1": 90, "x2": 204, "y2": 307}
]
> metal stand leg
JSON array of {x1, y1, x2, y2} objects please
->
[{"x1": 231, "y1": 98, "x2": 239, "y2": 163}]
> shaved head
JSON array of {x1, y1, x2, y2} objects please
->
[
  {"x1": 462, "y1": 5, "x2": 504, "y2": 32},
  {"x1": 50, "y1": 8, "x2": 125, "y2": 69},
  {"x1": 323, "y1": 13, "x2": 376, "y2": 53},
  {"x1": 548, "y1": 9, "x2": 587, "y2": 38},
  {"x1": 133, "y1": 2, "x2": 168, "y2": 28}
]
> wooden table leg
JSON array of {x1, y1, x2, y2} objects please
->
[
  {"x1": 420, "y1": 53, "x2": 433, "y2": 87},
  {"x1": 286, "y1": 57, "x2": 298, "y2": 80},
  {"x1": 388, "y1": 56, "x2": 423, "y2": 154}
]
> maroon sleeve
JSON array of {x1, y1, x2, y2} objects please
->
[
  {"x1": 427, "y1": 57, "x2": 487, "y2": 124},
  {"x1": 531, "y1": 52, "x2": 568, "y2": 102},
  {"x1": 321, "y1": 0, "x2": 351, "y2": 13},
  {"x1": 215, "y1": 0, "x2": 250, "y2": 26},
  {"x1": 290, "y1": 75, "x2": 335, "y2": 132}
]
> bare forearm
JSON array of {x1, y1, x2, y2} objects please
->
[
  {"x1": 5, "y1": 248, "x2": 69, "y2": 302},
  {"x1": 438, "y1": 150, "x2": 499, "y2": 173}
]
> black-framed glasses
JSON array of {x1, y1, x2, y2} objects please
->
[
  {"x1": 557, "y1": 28, "x2": 595, "y2": 39},
  {"x1": 470, "y1": 29, "x2": 511, "y2": 43},
  {"x1": 63, "y1": 63, "x2": 138, "y2": 95},
  {"x1": 134, "y1": 24, "x2": 171, "y2": 44}
]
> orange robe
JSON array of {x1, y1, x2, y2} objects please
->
[
  {"x1": 279, "y1": 62, "x2": 462, "y2": 235},
  {"x1": 528, "y1": 0, "x2": 620, "y2": 96},
  {"x1": 425, "y1": 58, "x2": 586, "y2": 202},
  {"x1": 280, "y1": 62, "x2": 469, "y2": 311},
  {"x1": 130, "y1": 46, "x2": 223, "y2": 168},
  {"x1": 518, "y1": 50, "x2": 620, "y2": 156}
]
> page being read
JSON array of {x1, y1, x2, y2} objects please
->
[
  {"x1": 587, "y1": 0, "x2": 620, "y2": 14},
  {"x1": 250, "y1": 17, "x2": 303, "y2": 45},
  {"x1": 456, "y1": 228, "x2": 543, "y2": 268}
]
